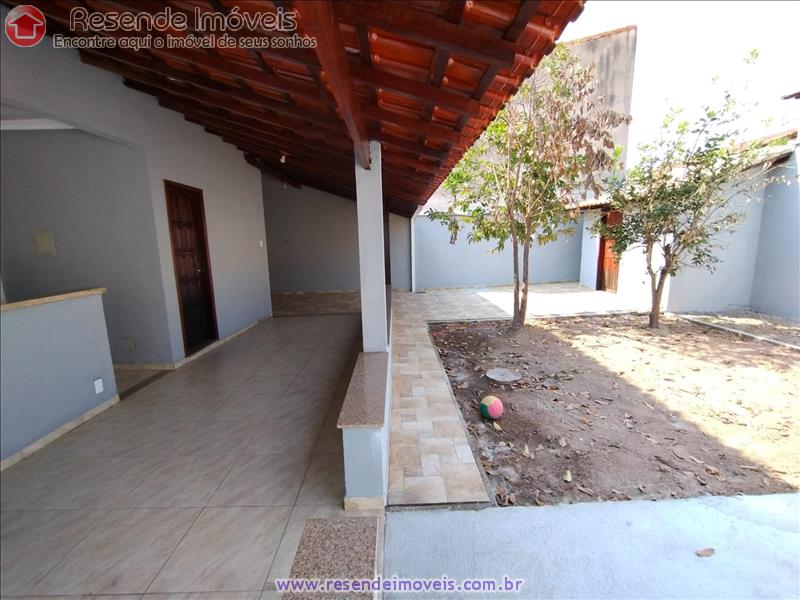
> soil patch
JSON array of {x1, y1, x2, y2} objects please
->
[
  {"x1": 429, "y1": 314, "x2": 798, "y2": 507},
  {"x1": 687, "y1": 311, "x2": 800, "y2": 347}
]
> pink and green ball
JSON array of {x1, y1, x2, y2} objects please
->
[{"x1": 480, "y1": 395, "x2": 504, "y2": 420}]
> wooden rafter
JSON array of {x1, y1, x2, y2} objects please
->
[
  {"x1": 294, "y1": 0, "x2": 371, "y2": 168},
  {"x1": 4, "y1": 0, "x2": 584, "y2": 216}
]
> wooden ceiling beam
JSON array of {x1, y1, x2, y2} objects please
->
[
  {"x1": 504, "y1": 1, "x2": 556, "y2": 43},
  {"x1": 349, "y1": 63, "x2": 479, "y2": 114},
  {"x1": 78, "y1": 45, "x2": 326, "y2": 106},
  {"x1": 362, "y1": 104, "x2": 461, "y2": 145},
  {"x1": 442, "y1": 1, "x2": 467, "y2": 25},
  {"x1": 368, "y1": 129, "x2": 449, "y2": 161},
  {"x1": 334, "y1": 2, "x2": 517, "y2": 68},
  {"x1": 295, "y1": 0, "x2": 371, "y2": 168},
  {"x1": 83, "y1": 54, "x2": 344, "y2": 132},
  {"x1": 147, "y1": 89, "x2": 343, "y2": 141},
  {"x1": 227, "y1": 133, "x2": 434, "y2": 185},
  {"x1": 23, "y1": 0, "x2": 326, "y2": 95}
]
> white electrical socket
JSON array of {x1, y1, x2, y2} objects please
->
[{"x1": 94, "y1": 378, "x2": 104, "y2": 394}]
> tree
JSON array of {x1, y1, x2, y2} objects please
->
[
  {"x1": 593, "y1": 92, "x2": 786, "y2": 329},
  {"x1": 429, "y1": 45, "x2": 629, "y2": 329}
]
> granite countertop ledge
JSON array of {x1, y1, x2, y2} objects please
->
[
  {"x1": 1, "y1": 287, "x2": 107, "y2": 313},
  {"x1": 285, "y1": 516, "x2": 378, "y2": 600},
  {"x1": 337, "y1": 351, "x2": 388, "y2": 429}
]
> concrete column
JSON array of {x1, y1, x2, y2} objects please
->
[{"x1": 355, "y1": 140, "x2": 388, "y2": 352}]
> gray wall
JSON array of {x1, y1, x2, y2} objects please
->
[
  {"x1": 1, "y1": 17, "x2": 270, "y2": 363},
  {"x1": 262, "y1": 174, "x2": 359, "y2": 293},
  {"x1": 1, "y1": 294, "x2": 117, "y2": 460},
  {"x1": 389, "y1": 214, "x2": 411, "y2": 290},
  {"x1": 568, "y1": 26, "x2": 637, "y2": 168},
  {"x1": 667, "y1": 184, "x2": 765, "y2": 313},
  {"x1": 414, "y1": 215, "x2": 583, "y2": 289},
  {"x1": 1, "y1": 130, "x2": 172, "y2": 364},
  {"x1": 750, "y1": 152, "x2": 800, "y2": 320}
]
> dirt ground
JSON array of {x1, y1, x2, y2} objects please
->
[
  {"x1": 686, "y1": 311, "x2": 800, "y2": 347},
  {"x1": 429, "y1": 314, "x2": 799, "y2": 507}
]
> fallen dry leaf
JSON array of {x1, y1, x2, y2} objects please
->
[{"x1": 695, "y1": 548, "x2": 715, "y2": 558}]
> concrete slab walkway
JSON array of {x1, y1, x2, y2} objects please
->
[{"x1": 384, "y1": 493, "x2": 800, "y2": 599}]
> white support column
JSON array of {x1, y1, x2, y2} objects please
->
[{"x1": 355, "y1": 140, "x2": 388, "y2": 352}]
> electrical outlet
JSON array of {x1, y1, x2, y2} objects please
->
[
  {"x1": 33, "y1": 231, "x2": 56, "y2": 256},
  {"x1": 94, "y1": 378, "x2": 104, "y2": 394}
]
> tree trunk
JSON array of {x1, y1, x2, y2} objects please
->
[
  {"x1": 511, "y1": 239, "x2": 522, "y2": 329},
  {"x1": 648, "y1": 269, "x2": 669, "y2": 329},
  {"x1": 518, "y1": 236, "x2": 531, "y2": 327}
]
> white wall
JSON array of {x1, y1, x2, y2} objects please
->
[
  {"x1": 579, "y1": 210, "x2": 602, "y2": 288},
  {"x1": 1, "y1": 130, "x2": 171, "y2": 364},
  {"x1": 750, "y1": 151, "x2": 800, "y2": 320},
  {"x1": 389, "y1": 214, "x2": 411, "y2": 290},
  {"x1": 414, "y1": 215, "x2": 583, "y2": 290},
  {"x1": 1, "y1": 17, "x2": 271, "y2": 363},
  {"x1": 262, "y1": 175, "x2": 360, "y2": 293}
]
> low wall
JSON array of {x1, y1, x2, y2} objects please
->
[{"x1": 1, "y1": 289, "x2": 118, "y2": 464}]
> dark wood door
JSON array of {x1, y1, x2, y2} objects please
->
[
  {"x1": 165, "y1": 181, "x2": 218, "y2": 354},
  {"x1": 596, "y1": 210, "x2": 622, "y2": 292}
]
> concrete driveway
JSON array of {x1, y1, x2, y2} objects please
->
[{"x1": 383, "y1": 493, "x2": 800, "y2": 599}]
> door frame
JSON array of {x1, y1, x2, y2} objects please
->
[
  {"x1": 596, "y1": 210, "x2": 621, "y2": 293},
  {"x1": 164, "y1": 180, "x2": 219, "y2": 355}
]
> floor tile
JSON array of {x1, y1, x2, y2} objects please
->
[
  {"x1": 296, "y1": 452, "x2": 344, "y2": 506},
  {"x1": 400, "y1": 476, "x2": 448, "y2": 504},
  {"x1": 33, "y1": 456, "x2": 158, "y2": 509},
  {"x1": 174, "y1": 420, "x2": 261, "y2": 456},
  {"x1": 442, "y1": 463, "x2": 487, "y2": 502},
  {"x1": 209, "y1": 454, "x2": 308, "y2": 507},
  {"x1": 0, "y1": 509, "x2": 104, "y2": 596},
  {"x1": 122, "y1": 455, "x2": 238, "y2": 508},
  {"x1": 246, "y1": 419, "x2": 323, "y2": 455},
  {"x1": 30, "y1": 508, "x2": 199, "y2": 595},
  {"x1": 147, "y1": 507, "x2": 291, "y2": 593}
]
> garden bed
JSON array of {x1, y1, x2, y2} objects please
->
[{"x1": 430, "y1": 314, "x2": 798, "y2": 506}]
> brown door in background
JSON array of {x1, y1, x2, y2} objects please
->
[
  {"x1": 165, "y1": 181, "x2": 218, "y2": 355},
  {"x1": 596, "y1": 210, "x2": 623, "y2": 292}
]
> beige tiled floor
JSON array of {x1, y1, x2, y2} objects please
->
[
  {"x1": 388, "y1": 289, "x2": 511, "y2": 505},
  {"x1": 0, "y1": 314, "x2": 370, "y2": 598}
]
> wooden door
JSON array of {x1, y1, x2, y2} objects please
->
[
  {"x1": 165, "y1": 181, "x2": 218, "y2": 354},
  {"x1": 596, "y1": 210, "x2": 622, "y2": 292}
]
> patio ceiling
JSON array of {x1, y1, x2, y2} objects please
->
[{"x1": 7, "y1": 0, "x2": 583, "y2": 216}]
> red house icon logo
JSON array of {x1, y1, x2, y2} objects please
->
[{"x1": 5, "y1": 5, "x2": 46, "y2": 47}]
